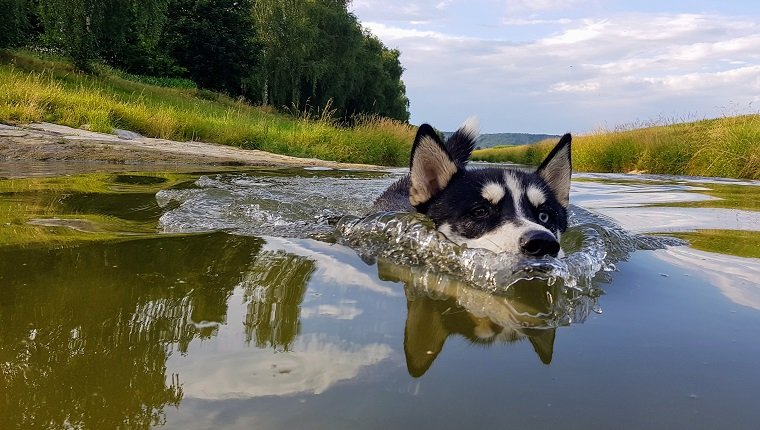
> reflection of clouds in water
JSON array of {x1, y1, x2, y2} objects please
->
[
  {"x1": 262, "y1": 236, "x2": 402, "y2": 297},
  {"x1": 599, "y1": 207, "x2": 760, "y2": 234},
  {"x1": 172, "y1": 333, "x2": 393, "y2": 399},
  {"x1": 655, "y1": 247, "x2": 760, "y2": 310},
  {"x1": 571, "y1": 182, "x2": 717, "y2": 209},
  {"x1": 301, "y1": 304, "x2": 362, "y2": 320},
  {"x1": 571, "y1": 179, "x2": 759, "y2": 234}
]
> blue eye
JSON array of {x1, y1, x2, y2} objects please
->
[{"x1": 538, "y1": 211, "x2": 550, "y2": 223}]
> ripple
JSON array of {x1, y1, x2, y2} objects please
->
[{"x1": 157, "y1": 171, "x2": 685, "y2": 296}]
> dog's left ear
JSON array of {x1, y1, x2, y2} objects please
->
[
  {"x1": 409, "y1": 124, "x2": 458, "y2": 207},
  {"x1": 536, "y1": 133, "x2": 572, "y2": 207}
]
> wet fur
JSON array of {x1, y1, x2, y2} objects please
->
[{"x1": 374, "y1": 121, "x2": 572, "y2": 257}]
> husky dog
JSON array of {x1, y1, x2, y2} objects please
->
[{"x1": 373, "y1": 120, "x2": 571, "y2": 257}]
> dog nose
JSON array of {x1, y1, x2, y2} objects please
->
[{"x1": 520, "y1": 231, "x2": 560, "y2": 257}]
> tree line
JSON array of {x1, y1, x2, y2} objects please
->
[{"x1": 0, "y1": 0, "x2": 410, "y2": 121}]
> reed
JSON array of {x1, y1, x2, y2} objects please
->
[{"x1": 472, "y1": 115, "x2": 760, "y2": 179}]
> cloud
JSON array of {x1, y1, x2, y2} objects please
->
[
  {"x1": 352, "y1": 4, "x2": 760, "y2": 133},
  {"x1": 171, "y1": 333, "x2": 393, "y2": 399},
  {"x1": 506, "y1": 0, "x2": 593, "y2": 12},
  {"x1": 260, "y1": 237, "x2": 402, "y2": 297},
  {"x1": 656, "y1": 247, "x2": 760, "y2": 311}
]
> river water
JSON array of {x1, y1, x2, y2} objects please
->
[{"x1": 1, "y1": 163, "x2": 759, "y2": 429}]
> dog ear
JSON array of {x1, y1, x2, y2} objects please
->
[
  {"x1": 404, "y1": 296, "x2": 448, "y2": 377},
  {"x1": 445, "y1": 117, "x2": 479, "y2": 166},
  {"x1": 526, "y1": 328, "x2": 556, "y2": 365},
  {"x1": 409, "y1": 124, "x2": 458, "y2": 207},
  {"x1": 536, "y1": 133, "x2": 572, "y2": 207}
]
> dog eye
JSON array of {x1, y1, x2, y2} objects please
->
[
  {"x1": 470, "y1": 207, "x2": 489, "y2": 218},
  {"x1": 538, "y1": 211, "x2": 550, "y2": 223}
]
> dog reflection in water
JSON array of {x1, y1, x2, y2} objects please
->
[{"x1": 377, "y1": 261, "x2": 564, "y2": 377}]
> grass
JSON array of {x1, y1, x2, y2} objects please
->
[
  {"x1": 670, "y1": 229, "x2": 760, "y2": 259},
  {"x1": 472, "y1": 115, "x2": 760, "y2": 179},
  {"x1": 0, "y1": 50, "x2": 415, "y2": 166}
]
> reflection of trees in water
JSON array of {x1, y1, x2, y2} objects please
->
[
  {"x1": 0, "y1": 232, "x2": 315, "y2": 429},
  {"x1": 240, "y1": 250, "x2": 315, "y2": 350}
]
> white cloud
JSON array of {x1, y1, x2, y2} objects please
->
[
  {"x1": 353, "y1": 6, "x2": 760, "y2": 133},
  {"x1": 656, "y1": 247, "x2": 760, "y2": 311},
  {"x1": 261, "y1": 237, "x2": 403, "y2": 297},
  {"x1": 502, "y1": 17, "x2": 573, "y2": 25},
  {"x1": 506, "y1": 0, "x2": 593, "y2": 12},
  {"x1": 172, "y1": 333, "x2": 393, "y2": 399},
  {"x1": 301, "y1": 304, "x2": 363, "y2": 320},
  {"x1": 551, "y1": 81, "x2": 600, "y2": 93}
]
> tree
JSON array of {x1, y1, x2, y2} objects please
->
[
  {"x1": 0, "y1": 0, "x2": 31, "y2": 49},
  {"x1": 161, "y1": 0, "x2": 257, "y2": 94},
  {"x1": 250, "y1": 0, "x2": 409, "y2": 121},
  {"x1": 37, "y1": 0, "x2": 170, "y2": 72}
]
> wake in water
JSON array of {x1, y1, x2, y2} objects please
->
[
  {"x1": 332, "y1": 206, "x2": 684, "y2": 293},
  {"x1": 156, "y1": 171, "x2": 684, "y2": 300}
]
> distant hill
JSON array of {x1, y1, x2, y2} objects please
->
[{"x1": 443, "y1": 131, "x2": 560, "y2": 150}]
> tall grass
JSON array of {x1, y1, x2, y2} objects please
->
[
  {"x1": 472, "y1": 115, "x2": 760, "y2": 179},
  {"x1": 0, "y1": 50, "x2": 415, "y2": 166}
]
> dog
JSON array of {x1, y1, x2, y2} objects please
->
[{"x1": 373, "y1": 119, "x2": 572, "y2": 258}]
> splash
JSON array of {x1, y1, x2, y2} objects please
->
[
  {"x1": 156, "y1": 171, "x2": 392, "y2": 237},
  {"x1": 156, "y1": 171, "x2": 684, "y2": 300},
  {"x1": 333, "y1": 205, "x2": 684, "y2": 295}
]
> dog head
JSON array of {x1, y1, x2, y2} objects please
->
[{"x1": 408, "y1": 121, "x2": 571, "y2": 257}]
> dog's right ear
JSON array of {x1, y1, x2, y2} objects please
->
[
  {"x1": 536, "y1": 133, "x2": 572, "y2": 207},
  {"x1": 409, "y1": 124, "x2": 458, "y2": 207}
]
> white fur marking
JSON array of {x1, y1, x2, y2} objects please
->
[
  {"x1": 527, "y1": 185, "x2": 546, "y2": 207},
  {"x1": 481, "y1": 182, "x2": 505, "y2": 205},
  {"x1": 459, "y1": 116, "x2": 480, "y2": 139},
  {"x1": 438, "y1": 219, "x2": 560, "y2": 255},
  {"x1": 504, "y1": 172, "x2": 525, "y2": 216}
]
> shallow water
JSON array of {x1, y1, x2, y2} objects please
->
[{"x1": 1, "y1": 163, "x2": 759, "y2": 429}]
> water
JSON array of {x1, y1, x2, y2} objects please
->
[{"x1": 1, "y1": 163, "x2": 759, "y2": 429}]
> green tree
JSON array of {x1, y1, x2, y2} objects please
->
[
  {"x1": 0, "y1": 0, "x2": 31, "y2": 49},
  {"x1": 37, "y1": 0, "x2": 170, "y2": 72},
  {"x1": 161, "y1": 0, "x2": 257, "y2": 94},
  {"x1": 250, "y1": 0, "x2": 409, "y2": 121}
]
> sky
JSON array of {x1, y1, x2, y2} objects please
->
[{"x1": 349, "y1": 0, "x2": 760, "y2": 134}]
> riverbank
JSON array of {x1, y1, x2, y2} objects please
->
[
  {"x1": 0, "y1": 122, "x2": 387, "y2": 170},
  {"x1": 472, "y1": 114, "x2": 760, "y2": 180},
  {"x1": 0, "y1": 50, "x2": 414, "y2": 167}
]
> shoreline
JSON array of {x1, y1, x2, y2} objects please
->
[{"x1": 0, "y1": 122, "x2": 385, "y2": 171}]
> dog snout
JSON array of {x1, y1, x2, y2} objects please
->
[{"x1": 520, "y1": 231, "x2": 560, "y2": 257}]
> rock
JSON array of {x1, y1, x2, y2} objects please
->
[{"x1": 114, "y1": 129, "x2": 143, "y2": 140}]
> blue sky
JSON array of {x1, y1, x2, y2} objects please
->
[{"x1": 350, "y1": 1, "x2": 760, "y2": 133}]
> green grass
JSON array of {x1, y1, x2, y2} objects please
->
[
  {"x1": 0, "y1": 50, "x2": 415, "y2": 166},
  {"x1": 670, "y1": 229, "x2": 760, "y2": 259},
  {"x1": 472, "y1": 115, "x2": 760, "y2": 179}
]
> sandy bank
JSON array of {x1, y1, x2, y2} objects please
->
[{"x1": 0, "y1": 122, "x2": 384, "y2": 170}]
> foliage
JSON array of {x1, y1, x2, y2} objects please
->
[
  {"x1": 0, "y1": 51, "x2": 415, "y2": 165},
  {"x1": 471, "y1": 115, "x2": 760, "y2": 180},
  {"x1": 2, "y1": 0, "x2": 410, "y2": 122},
  {"x1": 249, "y1": 0, "x2": 409, "y2": 121},
  {"x1": 161, "y1": 0, "x2": 256, "y2": 94},
  {"x1": 0, "y1": 0, "x2": 32, "y2": 49},
  {"x1": 36, "y1": 0, "x2": 171, "y2": 72}
]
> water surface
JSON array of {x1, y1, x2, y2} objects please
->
[{"x1": 1, "y1": 163, "x2": 759, "y2": 429}]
